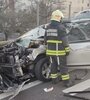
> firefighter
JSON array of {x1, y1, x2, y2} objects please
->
[{"x1": 44, "y1": 10, "x2": 73, "y2": 87}]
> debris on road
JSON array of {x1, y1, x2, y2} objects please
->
[{"x1": 44, "y1": 87, "x2": 54, "y2": 92}]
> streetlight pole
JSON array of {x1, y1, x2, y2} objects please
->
[
  {"x1": 89, "y1": 0, "x2": 90, "y2": 8},
  {"x1": 37, "y1": 1, "x2": 39, "y2": 26},
  {"x1": 68, "y1": 2, "x2": 72, "y2": 19}
]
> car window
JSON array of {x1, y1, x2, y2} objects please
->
[
  {"x1": 79, "y1": 22, "x2": 90, "y2": 39},
  {"x1": 68, "y1": 27, "x2": 86, "y2": 43}
]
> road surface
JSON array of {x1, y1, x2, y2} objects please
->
[{"x1": 2, "y1": 69, "x2": 90, "y2": 100}]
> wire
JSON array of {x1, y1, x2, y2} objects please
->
[{"x1": 8, "y1": 79, "x2": 30, "y2": 100}]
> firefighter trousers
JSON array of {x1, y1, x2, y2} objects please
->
[{"x1": 50, "y1": 56, "x2": 70, "y2": 81}]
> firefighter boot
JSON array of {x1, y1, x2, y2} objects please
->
[
  {"x1": 52, "y1": 77, "x2": 61, "y2": 84},
  {"x1": 52, "y1": 78, "x2": 58, "y2": 84},
  {"x1": 63, "y1": 80, "x2": 75, "y2": 87}
]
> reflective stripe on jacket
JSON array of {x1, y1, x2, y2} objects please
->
[{"x1": 45, "y1": 26, "x2": 68, "y2": 56}]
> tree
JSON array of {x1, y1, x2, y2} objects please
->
[
  {"x1": 29, "y1": 0, "x2": 66, "y2": 26},
  {"x1": 0, "y1": 0, "x2": 66, "y2": 38}
]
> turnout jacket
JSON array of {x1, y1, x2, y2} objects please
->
[{"x1": 44, "y1": 21, "x2": 70, "y2": 56}]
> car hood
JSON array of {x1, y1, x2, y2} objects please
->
[{"x1": 0, "y1": 40, "x2": 12, "y2": 47}]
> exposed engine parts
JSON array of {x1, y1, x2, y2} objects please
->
[{"x1": 0, "y1": 43, "x2": 34, "y2": 92}]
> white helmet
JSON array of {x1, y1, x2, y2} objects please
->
[{"x1": 51, "y1": 10, "x2": 64, "y2": 22}]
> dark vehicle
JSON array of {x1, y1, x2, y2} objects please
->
[
  {"x1": 0, "y1": 21, "x2": 90, "y2": 92},
  {"x1": 71, "y1": 9, "x2": 90, "y2": 23}
]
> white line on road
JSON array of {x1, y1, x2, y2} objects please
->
[{"x1": 0, "y1": 80, "x2": 42, "y2": 100}]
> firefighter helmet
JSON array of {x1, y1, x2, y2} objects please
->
[{"x1": 51, "y1": 10, "x2": 64, "y2": 22}]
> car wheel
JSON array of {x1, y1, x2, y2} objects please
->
[{"x1": 35, "y1": 57, "x2": 51, "y2": 82}]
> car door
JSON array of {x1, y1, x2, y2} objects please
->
[{"x1": 67, "y1": 26, "x2": 90, "y2": 67}]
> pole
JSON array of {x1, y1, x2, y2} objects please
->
[
  {"x1": 37, "y1": 2, "x2": 39, "y2": 26},
  {"x1": 89, "y1": 0, "x2": 90, "y2": 8},
  {"x1": 68, "y1": 2, "x2": 72, "y2": 19}
]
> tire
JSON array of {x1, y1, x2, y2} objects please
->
[{"x1": 35, "y1": 57, "x2": 51, "y2": 82}]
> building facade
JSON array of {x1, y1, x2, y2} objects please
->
[
  {"x1": 43, "y1": 0, "x2": 90, "y2": 19},
  {"x1": 3, "y1": 0, "x2": 90, "y2": 19},
  {"x1": 64, "y1": 0, "x2": 90, "y2": 18}
]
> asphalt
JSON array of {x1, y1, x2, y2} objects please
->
[{"x1": 2, "y1": 69, "x2": 90, "y2": 100}]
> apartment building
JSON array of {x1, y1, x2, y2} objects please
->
[
  {"x1": 44, "y1": 0, "x2": 90, "y2": 18},
  {"x1": 64, "y1": 0, "x2": 90, "y2": 18},
  {"x1": 3, "y1": 0, "x2": 90, "y2": 19}
]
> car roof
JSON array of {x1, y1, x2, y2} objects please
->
[
  {"x1": 71, "y1": 18, "x2": 90, "y2": 23},
  {"x1": 71, "y1": 9, "x2": 90, "y2": 23},
  {"x1": 75, "y1": 9, "x2": 90, "y2": 16}
]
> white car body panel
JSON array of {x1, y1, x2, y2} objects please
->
[
  {"x1": 67, "y1": 42, "x2": 90, "y2": 65},
  {"x1": 32, "y1": 45, "x2": 46, "y2": 59}
]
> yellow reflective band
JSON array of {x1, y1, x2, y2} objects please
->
[
  {"x1": 62, "y1": 74, "x2": 69, "y2": 78},
  {"x1": 46, "y1": 50, "x2": 66, "y2": 56},
  {"x1": 65, "y1": 47, "x2": 70, "y2": 49},
  {"x1": 50, "y1": 74, "x2": 58, "y2": 78},
  {"x1": 47, "y1": 40, "x2": 62, "y2": 43},
  {"x1": 65, "y1": 47, "x2": 70, "y2": 52},
  {"x1": 46, "y1": 50, "x2": 66, "y2": 53},
  {"x1": 61, "y1": 74, "x2": 70, "y2": 80},
  {"x1": 46, "y1": 52, "x2": 66, "y2": 56}
]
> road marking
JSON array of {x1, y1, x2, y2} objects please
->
[
  {"x1": 0, "y1": 80, "x2": 42, "y2": 100},
  {"x1": 63, "y1": 79, "x2": 90, "y2": 95},
  {"x1": 22, "y1": 80, "x2": 42, "y2": 91}
]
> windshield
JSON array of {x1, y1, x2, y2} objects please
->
[
  {"x1": 16, "y1": 26, "x2": 45, "y2": 47},
  {"x1": 15, "y1": 22, "x2": 90, "y2": 46}
]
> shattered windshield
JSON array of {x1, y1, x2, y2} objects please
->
[
  {"x1": 16, "y1": 22, "x2": 90, "y2": 46},
  {"x1": 15, "y1": 26, "x2": 45, "y2": 47}
]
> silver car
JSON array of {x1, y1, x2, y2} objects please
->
[
  {"x1": 0, "y1": 22, "x2": 90, "y2": 93},
  {"x1": 71, "y1": 9, "x2": 90, "y2": 23},
  {"x1": 14, "y1": 21, "x2": 90, "y2": 81}
]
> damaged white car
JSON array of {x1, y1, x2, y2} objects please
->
[{"x1": 0, "y1": 21, "x2": 90, "y2": 92}]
